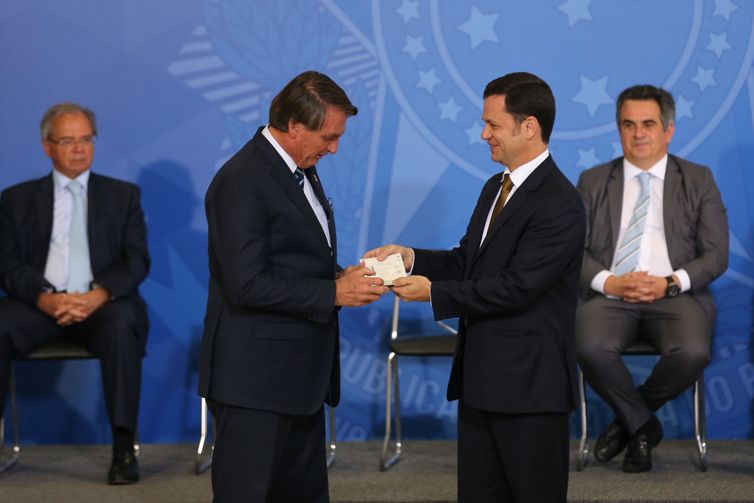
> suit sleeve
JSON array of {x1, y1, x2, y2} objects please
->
[
  {"x1": 679, "y1": 167, "x2": 729, "y2": 290},
  {"x1": 206, "y1": 170, "x2": 336, "y2": 323},
  {"x1": 429, "y1": 195, "x2": 585, "y2": 320},
  {"x1": 92, "y1": 185, "x2": 150, "y2": 299},
  {"x1": 576, "y1": 171, "x2": 609, "y2": 294},
  {"x1": 0, "y1": 189, "x2": 54, "y2": 304}
]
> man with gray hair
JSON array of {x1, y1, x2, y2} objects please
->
[
  {"x1": 576, "y1": 85, "x2": 728, "y2": 472},
  {"x1": 0, "y1": 102, "x2": 149, "y2": 484},
  {"x1": 200, "y1": 71, "x2": 387, "y2": 502}
]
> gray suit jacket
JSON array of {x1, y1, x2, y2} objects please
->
[{"x1": 576, "y1": 155, "x2": 728, "y2": 317}]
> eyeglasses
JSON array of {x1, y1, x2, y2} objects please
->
[{"x1": 47, "y1": 135, "x2": 96, "y2": 147}]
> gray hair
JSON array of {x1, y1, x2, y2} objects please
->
[
  {"x1": 616, "y1": 85, "x2": 675, "y2": 130},
  {"x1": 40, "y1": 102, "x2": 98, "y2": 140}
]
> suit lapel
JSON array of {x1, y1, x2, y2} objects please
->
[
  {"x1": 306, "y1": 167, "x2": 337, "y2": 263},
  {"x1": 463, "y1": 176, "x2": 499, "y2": 276},
  {"x1": 607, "y1": 159, "x2": 624, "y2": 255},
  {"x1": 663, "y1": 156, "x2": 681, "y2": 252},
  {"x1": 87, "y1": 173, "x2": 101, "y2": 262},
  {"x1": 33, "y1": 175, "x2": 54, "y2": 271},
  {"x1": 477, "y1": 156, "x2": 554, "y2": 256},
  {"x1": 256, "y1": 133, "x2": 333, "y2": 254}
]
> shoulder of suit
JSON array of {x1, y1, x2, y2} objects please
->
[
  {"x1": 668, "y1": 154, "x2": 710, "y2": 174},
  {"x1": 89, "y1": 172, "x2": 140, "y2": 192},
  {"x1": 1, "y1": 173, "x2": 52, "y2": 198}
]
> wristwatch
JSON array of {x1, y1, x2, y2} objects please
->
[{"x1": 664, "y1": 275, "x2": 681, "y2": 298}]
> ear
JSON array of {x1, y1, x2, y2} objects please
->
[
  {"x1": 41, "y1": 139, "x2": 53, "y2": 159},
  {"x1": 288, "y1": 119, "x2": 302, "y2": 138},
  {"x1": 522, "y1": 116, "x2": 539, "y2": 140},
  {"x1": 663, "y1": 121, "x2": 676, "y2": 143}
]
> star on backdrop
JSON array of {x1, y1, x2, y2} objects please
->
[
  {"x1": 572, "y1": 75, "x2": 613, "y2": 117},
  {"x1": 457, "y1": 5, "x2": 499, "y2": 49}
]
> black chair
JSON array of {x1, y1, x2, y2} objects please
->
[
  {"x1": 0, "y1": 338, "x2": 139, "y2": 474},
  {"x1": 195, "y1": 397, "x2": 338, "y2": 474},
  {"x1": 576, "y1": 339, "x2": 707, "y2": 471},
  {"x1": 380, "y1": 295, "x2": 457, "y2": 471}
]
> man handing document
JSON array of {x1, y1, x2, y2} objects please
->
[{"x1": 364, "y1": 72, "x2": 585, "y2": 503}]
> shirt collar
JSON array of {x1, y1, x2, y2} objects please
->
[
  {"x1": 52, "y1": 168, "x2": 90, "y2": 191},
  {"x1": 623, "y1": 154, "x2": 667, "y2": 182},
  {"x1": 262, "y1": 125, "x2": 298, "y2": 175},
  {"x1": 504, "y1": 148, "x2": 550, "y2": 188}
]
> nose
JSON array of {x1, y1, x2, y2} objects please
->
[
  {"x1": 481, "y1": 124, "x2": 491, "y2": 141},
  {"x1": 327, "y1": 139, "x2": 339, "y2": 154}
]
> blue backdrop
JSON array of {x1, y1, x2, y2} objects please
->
[{"x1": 1, "y1": 0, "x2": 753, "y2": 444}]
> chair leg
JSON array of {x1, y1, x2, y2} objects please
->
[
  {"x1": 195, "y1": 397, "x2": 214, "y2": 475},
  {"x1": 326, "y1": 405, "x2": 336, "y2": 469},
  {"x1": 694, "y1": 374, "x2": 707, "y2": 472},
  {"x1": 576, "y1": 369, "x2": 589, "y2": 471},
  {"x1": 0, "y1": 367, "x2": 20, "y2": 474},
  {"x1": 380, "y1": 352, "x2": 401, "y2": 471}
]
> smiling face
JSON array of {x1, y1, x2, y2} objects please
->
[
  {"x1": 618, "y1": 99, "x2": 675, "y2": 170},
  {"x1": 42, "y1": 112, "x2": 95, "y2": 179},
  {"x1": 290, "y1": 106, "x2": 348, "y2": 168},
  {"x1": 480, "y1": 94, "x2": 528, "y2": 169}
]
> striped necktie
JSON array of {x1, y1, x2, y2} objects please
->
[
  {"x1": 294, "y1": 168, "x2": 305, "y2": 189},
  {"x1": 489, "y1": 173, "x2": 514, "y2": 227},
  {"x1": 66, "y1": 181, "x2": 93, "y2": 293},
  {"x1": 613, "y1": 172, "x2": 651, "y2": 276}
]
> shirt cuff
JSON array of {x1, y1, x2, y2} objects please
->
[
  {"x1": 591, "y1": 270, "x2": 613, "y2": 294},
  {"x1": 407, "y1": 248, "x2": 415, "y2": 275},
  {"x1": 674, "y1": 269, "x2": 691, "y2": 293}
]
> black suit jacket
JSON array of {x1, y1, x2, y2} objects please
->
[
  {"x1": 199, "y1": 129, "x2": 341, "y2": 416},
  {"x1": 0, "y1": 172, "x2": 150, "y2": 351},
  {"x1": 413, "y1": 156, "x2": 586, "y2": 413}
]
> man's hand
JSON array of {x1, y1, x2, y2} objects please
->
[
  {"x1": 362, "y1": 244, "x2": 414, "y2": 272},
  {"x1": 335, "y1": 264, "x2": 389, "y2": 307},
  {"x1": 392, "y1": 275, "x2": 431, "y2": 302},
  {"x1": 604, "y1": 272, "x2": 667, "y2": 303},
  {"x1": 36, "y1": 287, "x2": 111, "y2": 326}
]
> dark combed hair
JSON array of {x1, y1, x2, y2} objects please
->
[
  {"x1": 40, "y1": 102, "x2": 97, "y2": 140},
  {"x1": 269, "y1": 71, "x2": 358, "y2": 132},
  {"x1": 483, "y1": 72, "x2": 555, "y2": 143},
  {"x1": 615, "y1": 84, "x2": 675, "y2": 130}
]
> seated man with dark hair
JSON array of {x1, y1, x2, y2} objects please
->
[
  {"x1": 576, "y1": 85, "x2": 728, "y2": 473},
  {"x1": 0, "y1": 102, "x2": 150, "y2": 484}
]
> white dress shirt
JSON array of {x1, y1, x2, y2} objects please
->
[
  {"x1": 44, "y1": 168, "x2": 92, "y2": 291},
  {"x1": 262, "y1": 126, "x2": 331, "y2": 248},
  {"x1": 591, "y1": 155, "x2": 691, "y2": 294}
]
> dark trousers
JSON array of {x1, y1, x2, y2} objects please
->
[
  {"x1": 576, "y1": 294, "x2": 711, "y2": 434},
  {"x1": 0, "y1": 297, "x2": 145, "y2": 434},
  {"x1": 458, "y1": 402, "x2": 569, "y2": 503},
  {"x1": 209, "y1": 401, "x2": 329, "y2": 503}
]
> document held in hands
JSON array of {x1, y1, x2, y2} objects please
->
[{"x1": 360, "y1": 253, "x2": 407, "y2": 286}]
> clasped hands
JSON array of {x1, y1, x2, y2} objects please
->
[
  {"x1": 604, "y1": 271, "x2": 668, "y2": 303},
  {"x1": 36, "y1": 287, "x2": 110, "y2": 326}
]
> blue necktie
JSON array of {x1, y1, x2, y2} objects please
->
[
  {"x1": 66, "y1": 181, "x2": 92, "y2": 293},
  {"x1": 294, "y1": 168, "x2": 305, "y2": 189},
  {"x1": 614, "y1": 172, "x2": 651, "y2": 276}
]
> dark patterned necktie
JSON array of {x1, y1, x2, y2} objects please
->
[{"x1": 294, "y1": 168, "x2": 305, "y2": 189}]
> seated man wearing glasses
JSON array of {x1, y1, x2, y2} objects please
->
[{"x1": 0, "y1": 102, "x2": 149, "y2": 484}]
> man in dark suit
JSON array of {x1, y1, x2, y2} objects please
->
[
  {"x1": 366, "y1": 73, "x2": 586, "y2": 502},
  {"x1": 0, "y1": 102, "x2": 149, "y2": 483},
  {"x1": 576, "y1": 85, "x2": 728, "y2": 472},
  {"x1": 199, "y1": 71, "x2": 387, "y2": 502}
]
